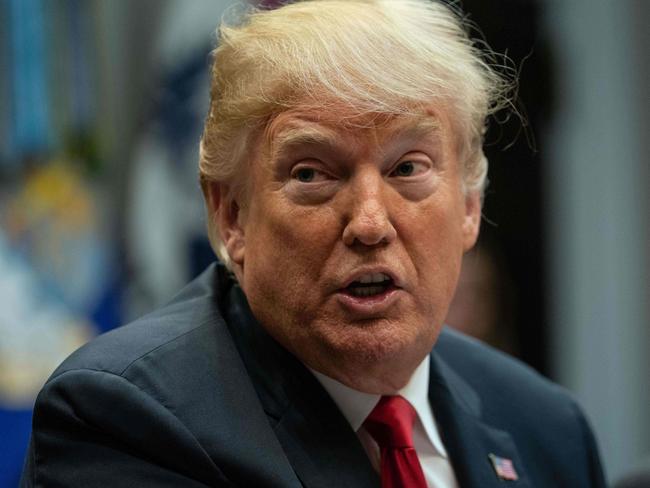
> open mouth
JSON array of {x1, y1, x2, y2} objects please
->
[{"x1": 343, "y1": 272, "x2": 395, "y2": 298}]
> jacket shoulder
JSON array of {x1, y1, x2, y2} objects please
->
[
  {"x1": 436, "y1": 326, "x2": 566, "y2": 402},
  {"x1": 434, "y1": 327, "x2": 587, "y2": 448},
  {"x1": 49, "y1": 264, "x2": 223, "y2": 379},
  {"x1": 435, "y1": 327, "x2": 607, "y2": 487},
  {"x1": 24, "y1": 263, "x2": 294, "y2": 487}
]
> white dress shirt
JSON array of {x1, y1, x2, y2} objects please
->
[{"x1": 311, "y1": 357, "x2": 459, "y2": 488}]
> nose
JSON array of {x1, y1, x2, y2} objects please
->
[{"x1": 342, "y1": 171, "x2": 397, "y2": 248}]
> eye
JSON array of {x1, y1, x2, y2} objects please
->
[
  {"x1": 290, "y1": 165, "x2": 331, "y2": 183},
  {"x1": 294, "y1": 167, "x2": 316, "y2": 182},
  {"x1": 390, "y1": 159, "x2": 429, "y2": 178},
  {"x1": 393, "y1": 161, "x2": 415, "y2": 177}
]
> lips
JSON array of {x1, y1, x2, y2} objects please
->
[
  {"x1": 341, "y1": 268, "x2": 403, "y2": 290},
  {"x1": 344, "y1": 272, "x2": 394, "y2": 297},
  {"x1": 335, "y1": 268, "x2": 404, "y2": 315}
]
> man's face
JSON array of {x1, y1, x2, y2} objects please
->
[{"x1": 221, "y1": 106, "x2": 481, "y2": 393}]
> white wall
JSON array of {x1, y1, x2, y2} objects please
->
[{"x1": 544, "y1": 0, "x2": 650, "y2": 481}]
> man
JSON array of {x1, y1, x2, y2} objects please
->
[{"x1": 21, "y1": 1, "x2": 606, "y2": 487}]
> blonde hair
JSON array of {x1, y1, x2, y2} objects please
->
[{"x1": 199, "y1": 0, "x2": 514, "y2": 266}]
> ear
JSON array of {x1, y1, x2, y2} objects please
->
[
  {"x1": 462, "y1": 190, "x2": 481, "y2": 251},
  {"x1": 205, "y1": 181, "x2": 246, "y2": 266}
]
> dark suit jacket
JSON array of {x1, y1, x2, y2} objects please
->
[{"x1": 21, "y1": 263, "x2": 606, "y2": 487}]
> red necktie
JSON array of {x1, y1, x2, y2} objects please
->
[{"x1": 364, "y1": 395, "x2": 427, "y2": 488}]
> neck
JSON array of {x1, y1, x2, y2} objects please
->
[{"x1": 306, "y1": 353, "x2": 426, "y2": 395}]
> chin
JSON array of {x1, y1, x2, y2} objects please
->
[{"x1": 311, "y1": 318, "x2": 436, "y2": 376}]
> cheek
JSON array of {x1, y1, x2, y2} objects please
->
[
  {"x1": 242, "y1": 199, "x2": 339, "y2": 308},
  {"x1": 398, "y1": 199, "x2": 466, "y2": 305},
  {"x1": 398, "y1": 194, "x2": 465, "y2": 255},
  {"x1": 241, "y1": 203, "x2": 342, "y2": 352},
  {"x1": 252, "y1": 201, "x2": 338, "y2": 266}
]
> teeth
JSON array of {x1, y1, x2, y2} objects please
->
[
  {"x1": 350, "y1": 285, "x2": 385, "y2": 297},
  {"x1": 357, "y1": 273, "x2": 390, "y2": 284}
]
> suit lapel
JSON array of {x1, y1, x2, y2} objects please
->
[
  {"x1": 429, "y1": 352, "x2": 532, "y2": 488},
  {"x1": 222, "y1": 284, "x2": 378, "y2": 488},
  {"x1": 272, "y1": 376, "x2": 379, "y2": 488}
]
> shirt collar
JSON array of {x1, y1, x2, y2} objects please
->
[{"x1": 311, "y1": 355, "x2": 448, "y2": 457}]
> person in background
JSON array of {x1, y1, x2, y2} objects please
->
[
  {"x1": 21, "y1": 1, "x2": 606, "y2": 486},
  {"x1": 445, "y1": 243, "x2": 518, "y2": 355},
  {"x1": 614, "y1": 462, "x2": 650, "y2": 488}
]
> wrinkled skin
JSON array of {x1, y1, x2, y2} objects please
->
[{"x1": 212, "y1": 106, "x2": 481, "y2": 394}]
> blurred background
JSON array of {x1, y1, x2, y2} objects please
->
[{"x1": 0, "y1": 0, "x2": 647, "y2": 486}]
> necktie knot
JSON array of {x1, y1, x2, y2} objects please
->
[
  {"x1": 364, "y1": 395, "x2": 417, "y2": 448},
  {"x1": 363, "y1": 395, "x2": 427, "y2": 487}
]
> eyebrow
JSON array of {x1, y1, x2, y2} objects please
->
[
  {"x1": 386, "y1": 117, "x2": 442, "y2": 144},
  {"x1": 268, "y1": 115, "x2": 443, "y2": 162},
  {"x1": 269, "y1": 125, "x2": 341, "y2": 162}
]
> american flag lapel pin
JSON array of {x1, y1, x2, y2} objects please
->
[{"x1": 488, "y1": 453, "x2": 519, "y2": 481}]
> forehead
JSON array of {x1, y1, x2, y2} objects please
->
[{"x1": 262, "y1": 106, "x2": 449, "y2": 159}]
